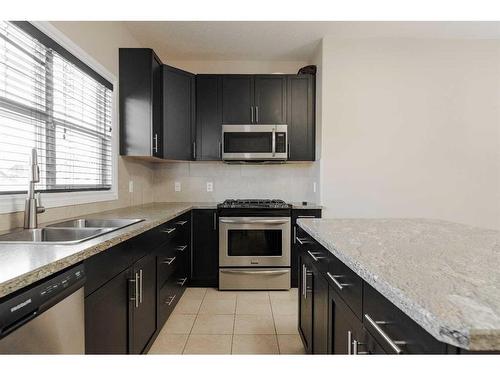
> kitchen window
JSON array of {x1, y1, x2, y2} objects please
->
[{"x1": 0, "y1": 21, "x2": 114, "y2": 204}]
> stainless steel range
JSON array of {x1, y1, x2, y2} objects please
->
[{"x1": 218, "y1": 199, "x2": 291, "y2": 290}]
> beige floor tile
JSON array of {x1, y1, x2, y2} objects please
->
[
  {"x1": 234, "y1": 314, "x2": 275, "y2": 334},
  {"x1": 162, "y1": 314, "x2": 196, "y2": 334},
  {"x1": 148, "y1": 334, "x2": 188, "y2": 354},
  {"x1": 182, "y1": 288, "x2": 207, "y2": 299},
  {"x1": 236, "y1": 299, "x2": 272, "y2": 315},
  {"x1": 232, "y1": 334, "x2": 279, "y2": 354},
  {"x1": 172, "y1": 298, "x2": 203, "y2": 314},
  {"x1": 273, "y1": 314, "x2": 299, "y2": 335},
  {"x1": 191, "y1": 314, "x2": 235, "y2": 334},
  {"x1": 183, "y1": 334, "x2": 232, "y2": 354},
  {"x1": 199, "y1": 298, "x2": 236, "y2": 314},
  {"x1": 236, "y1": 291, "x2": 270, "y2": 301},
  {"x1": 271, "y1": 299, "x2": 297, "y2": 316},
  {"x1": 277, "y1": 335, "x2": 305, "y2": 354},
  {"x1": 204, "y1": 288, "x2": 238, "y2": 301},
  {"x1": 269, "y1": 288, "x2": 299, "y2": 302}
]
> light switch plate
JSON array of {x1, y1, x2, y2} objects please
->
[
  {"x1": 175, "y1": 181, "x2": 181, "y2": 192},
  {"x1": 206, "y1": 181, "x2": 213, "y2": 192},
  {"x1": 128, "y1": 180, "x2": 134, "y2": 193}
]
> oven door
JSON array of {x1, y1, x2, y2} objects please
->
[
  {"x1": 219, "y1": 217, "x2": 291, "y2": 267},
  {"x1": 222, "y1": 124, "x2": 288, "y2": 161}
]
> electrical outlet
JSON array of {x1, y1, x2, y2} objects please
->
[
  {"x1": 175, "y1": 181, "x2": 181, "y2": 192},
  {"x1": 206, "y1": 181, "x2": 213, "y2": 192},
  {"x1": 313, "y1": 182, "x2": 317, "y2": 193},
  {"x1": 128, "y1": 180, "x2": 134, "y2": 193}
]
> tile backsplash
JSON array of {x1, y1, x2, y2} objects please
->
[{"x1": 153, "y1": 162, "x2": 320, "y2": 203}]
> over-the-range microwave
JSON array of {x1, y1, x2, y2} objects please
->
[{"x1": 221, "y1": 124, "x2": 288, "y2": 162}]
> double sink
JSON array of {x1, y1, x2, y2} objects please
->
[{"x1": 0, "y1": 218, "x2": 144, "y2": 244}]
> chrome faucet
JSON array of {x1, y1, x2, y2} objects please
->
[{"x1": 24, "y1": 148, "x2": 45, "y2": 229}]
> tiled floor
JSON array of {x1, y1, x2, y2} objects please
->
[{"x1": 148, "y1": 287, "x2": 305, "y2": 355}]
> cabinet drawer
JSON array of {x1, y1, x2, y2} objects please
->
[
  {"x1": 157, "y1": 248, "x2": 180, "y2": 289},
  {"x1": 326, "y1": 255, "x2": 363, "y2": 320},
  {"x1": 158, "y1": 278, "x2": 179, "y2": 323},
  {"x1": 363, "y1": 283, "x2": 447, "y2": 354}
]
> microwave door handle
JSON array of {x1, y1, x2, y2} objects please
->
[{"x1": 272, "y1": 127, "x2": 276, "y2": 157}]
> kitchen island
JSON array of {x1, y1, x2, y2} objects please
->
[{"x1": 296, "y1": 218, "x2": 500, "y2": 352}]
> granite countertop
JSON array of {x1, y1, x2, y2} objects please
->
[
  {"x1": 0, "y1": 202, "x2": 214, "y2": 299},
  {"x1": 296, "y1": 218, "x2": 500, "y2": 351}
]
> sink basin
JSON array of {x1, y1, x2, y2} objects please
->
[
  {"x1": 47, "y1": 218, "x2": 144, "y2": 229},
  {"x1": 0, "y1": 227, "x2": 114, "y2": 244}
]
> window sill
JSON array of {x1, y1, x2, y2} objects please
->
[{"x1": 0, "y1": 190, "x2": 118, "y2": 215}]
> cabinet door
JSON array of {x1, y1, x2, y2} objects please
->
[
  {"x1": 130, "y1": 254, "x2": 157, "y2": 354},
  {"x1": 328, "y1": 286, "x2": 363, "y2": 354},
  {"x1": 222, "y1": 75, "x2": 254, "y2": 124},
  {"x1": 298, "y1": 252, "x2": 313, "y2": 353},
  {"x1": 312, "y1": 268, "x2": 329, "y2": 354},
  {"x1": 85, "y1": 269, "x2": 129, "y2": 354},
  {"x1": 163, "y1": 65, "x2": 195, "y2": 160},
  {"x1": 191, "y1": 209, "x2": 219, "y2": 287},
  {"x1": 254, "y1": 75, "x2": 286, "y2": 124},
  {"x1": 287, "y1": 75, "x2": 315, "y2": 161},
  {"x1": 196, "y1": 75, "x2": 222, "y2": 160}
]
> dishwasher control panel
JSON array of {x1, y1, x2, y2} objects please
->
[{"x1": 0, "y1": 264, "x2": 85, "y2": 338}]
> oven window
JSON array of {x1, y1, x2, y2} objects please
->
[
  {"x1": 228, "y1": 230, "x2": 282, "y2": 256},
  {"x1": 224, "y1": 132, "x2": 272, "y2": 153}
]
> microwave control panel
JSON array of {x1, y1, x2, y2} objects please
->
[{"x1": 276, "y1": 132, "x2": 286, "y2": 153}]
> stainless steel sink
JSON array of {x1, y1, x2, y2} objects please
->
[
  {"x1": 47, "y1": 218, "x2": 144, "y2": 229},
  {"x1": 0, "y1": 227, "x2": 115, "y2": 244}
]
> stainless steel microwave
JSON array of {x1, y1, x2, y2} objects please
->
[{"x1": 221, "y1": 124, "x2": 288, "y2": 162}]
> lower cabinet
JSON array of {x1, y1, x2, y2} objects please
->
[
  {"x1": 298, "y1": 251, "x2": 313, "y2": 353},
  {"x1": 190, "y1": 209, "x2": 218, "y2": 287},
  {"x1": 312, "y1": 268, "x2": 329, "y2": 354}
]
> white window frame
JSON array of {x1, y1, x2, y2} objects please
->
[{"x1": 0, "y1": 21, "x2": 118, "y2": 214}]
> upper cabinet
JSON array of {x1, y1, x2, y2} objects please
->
[
  {"x1": 221, "y1": 75, "x2": 287, "y2": 125},
  {"x1": 119, "y1": 48, "x2": 163, "y2": 159},
  {"x1": 196, "y1": 75, "x2": 222, "y2": 160},
  {"x1": 163, "y1": 65, "x2": 195, "y2": 160},
  {"x1": 286, "y1": 74, "x2": 315, "y2": 161}
]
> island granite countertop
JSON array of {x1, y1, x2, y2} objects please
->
[
  {"x1": 0, "y1": 202, "x2": 216, "y2": 299},
  {"x1": 296, "y1": 218, "x2": 500, "y2": 351}
]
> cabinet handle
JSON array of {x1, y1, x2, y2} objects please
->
[
  {"x1": 251, "y1": 106, "x2": 254, "y2": 123},
  {"x1": 293, "y1": 226, "x2": 297, "y2": 245},
  {"x1": 326, "y1": 272, "x2": 350, "y2": 291},
  {"x1": 347, "y1": 330, "x2": 352, "y2": 355},
  {"x1": 129, "y1": 272, "x2": 139, "y2": 308},
  {"x1": 288, "y1": 143, "x2": 291, "y2": 159},
  {"x1": 176, "y1": 245, "x2": 188, "y2": 252},
  {"x1": 153, "y1": 133, "x2": 158, "y2": 154},
  {"x1": 176, "y1": 277, "x2": 188, "y2": 286},
  {"x1": 296, "y1": 237, "x2": 313, "y2": 245},
  {"x1": 297, "y1": 215, "x2": 316, "y2": 218},
  {"x1": 139, "y1": 269, "x2": 143, "y2": 304},
  {"x1": 165, "y1": 295, "x2": 177, "y2": 306},
  {"x1": 193, "y1": 142, "x2": 196, "y2": 159},
  {"x1": 213, "y1": 212, "x2": 217, "y2": 231},
  {"x1": 162, "y1": 257, "x2": 176, "y2": 265},
  {"x1": 174, "y1": 220, "x2": 188, "y2": 226},
  {"x1": 364, "y1": 314, "x2": 406, "y2": 354},
  {"x1": 162, "y1": 228, "x2": 176, "y2": 234},
  {"x1": 255, "y1": 106, "x2": 259, "y2": 123},
  {"x1": 307, "y1": 250, "x2": 325, "y2": 262}
]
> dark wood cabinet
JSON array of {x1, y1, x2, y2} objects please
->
[
  {"x1": 129, "y1": 253, "x2": 157, "y2": 354},
  {"x1": 196, "y1": 75, "x2": 222, "y2": 160},
  {"x1": 287, "y1": 75, "x2": 315, "y2": 161},
  {"x1": 119, "y1": 48, "x2": 163, "y2": 159},
  {"x1": 222, "y1": 75, "x2": 254, "y2": 124},
  {"x1": 298, "y1": 251, "x2": 313, "y2": 353},
  {"x1": 190, "y1": 209, "x2": 219, "y2": 287},
  {"x1": 312, "y1": 268, "x2": 329, "y2": 354},
  {"x1": 85, "y1": 268, "x2": 129, "y2": 354},
  {"x1": 163, "y1": 65, "x2": 195, "y2": 160},
  {"x1": 254, "y1": 75, "x2": 286, "y2": 124}
]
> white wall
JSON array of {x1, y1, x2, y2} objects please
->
[{"x1": 319, "y1": 37, "x2": 500, "y2": 229}]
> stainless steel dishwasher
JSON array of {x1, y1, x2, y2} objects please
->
[{"x1": 0, "y1": 264, "x2": 86, "y2": 354}]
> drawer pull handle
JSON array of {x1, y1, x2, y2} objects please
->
[
  {"x1": 177, "y1": 277, "x2": 188, "y2": 286},
  {"x1": 326, "y1": 272, "x2": 350, "y2": 290},
  {"x1": 174, "y1": 220, "x2": 188, "y2": 226},
  {"x1": 364, "y1": 314, "x2": 406, "y2": 354},
  {"x1": 307, "y1": 250, "x2": 325, "y2": 262},
  {"x1": 162, "y1": 228, "x2": 176, "y2": 234},
  {"x1": 176, "y1": 245, "x2": 188, "y2": 252},
  {"x1": 297, "y1": 215, "x2": 316, "y2": 218},
  {"x1": 165, "y1": 295, "x2": 177, "y2": 306},
  {"x1": 162, "y1": 257, "x2": 176, "y2": 265},
  {"x1": 296, "y1": 237, "x2": 313, "y2": 245}
]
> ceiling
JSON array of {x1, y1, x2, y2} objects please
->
[{"x1": 124, "y1": 21, "x2": 500, "y2": 61}]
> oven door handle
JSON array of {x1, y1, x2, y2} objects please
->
[
  {"x1": 219, "y1": 218, "x2": 289, "y2": 225},
  {"x1": 220, "y1": 269, "x2": 290, "y2": 275}
]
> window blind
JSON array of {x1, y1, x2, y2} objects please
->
[{"x1": 0, "y1": 21, "x2": 113, "y2": 194}]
